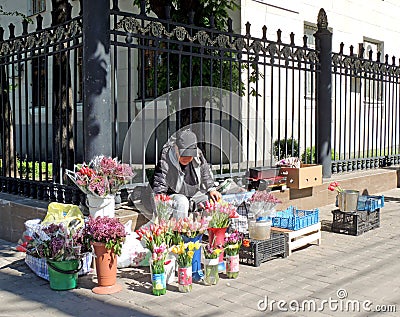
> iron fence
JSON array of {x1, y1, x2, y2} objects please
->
[
  {"x1": 111, "y1": 5, "x2": 320, "y2": 184},
  {"x1": 0, "y1": 0, "x2": 398, "y2": 203},
  {"x1": 331, "y1": 45, "x2": 400, "y2": 172}
]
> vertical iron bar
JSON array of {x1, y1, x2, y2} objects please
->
[
  {"x1": 219, "y1": 51, "x2": 223, "y2": 174},
  {"x1": 113, "y1": 12, "x2": 119, "y2": 158},
  {"x1": 254, "y1": 57, "x2": 259, "y2": 167}
]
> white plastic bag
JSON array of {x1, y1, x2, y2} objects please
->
[{"x1": 117, "y1": 220, "x2": 149, "y2": 268}]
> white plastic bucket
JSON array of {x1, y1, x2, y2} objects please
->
[{"x1": 86, "y1": 195, "x2": 115, "y2": 218}]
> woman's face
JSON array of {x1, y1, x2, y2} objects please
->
[{"x1": 179, "y1": 156, "x2": 194, "y2": 165}]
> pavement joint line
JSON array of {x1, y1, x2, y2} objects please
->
[{"x1": 1, "y1": 188, "x2": 400, "y2": 316}]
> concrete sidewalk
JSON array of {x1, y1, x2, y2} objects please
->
[{"x1": 1, "y1": 189, "x2": 399, "y2": 317}]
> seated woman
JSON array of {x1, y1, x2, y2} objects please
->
[{"x1": 152, "y1": 129, "x2": 221, "y2": 219}]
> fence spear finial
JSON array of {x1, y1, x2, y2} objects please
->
[
  {"x1": 277, "y1": 29, "x2": 282, "y2": 43},
  {"x1": 317, "y1": 8, "x2": 328, "y2": 30},
  {"x1": 227, "y1": 18, "x2": 233, "y2": 33},
  {"x1": 36, "y1": 14, "x2": 43, "y2": 31},
  {"x1": 290, "y1": 32, "x2": 295, "y2": 46},
  {"x1": 358, "y1": 43, "x2": 364, "y2": 58},
  {"x1": 210, "y1": 14, "x2": 215, "y2": 28},
  {"x1": 262, "y1": 25, "x2": 267, "y2": 40},
  {"x1": 8, "y1": 23, "x2": 15, "y2": 39},
  {"x1": 303, "y1": 35, "x2": 307, "y2": 47},
  {"x1": 245, "y1": 22, "x2": 251, "y2": 37},
  {"x1": 22, "y1": 19, "x2": 29, "y2": 35}
]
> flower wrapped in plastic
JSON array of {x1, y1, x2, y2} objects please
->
[
  {"x1": 203, "y1": 200, "x2": 238, "y2": 228},
  {"x1": 248, "y1": 190, "x2": 281, "y2": 220},
  {"x1": 170, "y1": 212, "x2": 209, "y2": 238},
  {"x1": 66, "y1": 155, "x2": 135, "y2": 198}
]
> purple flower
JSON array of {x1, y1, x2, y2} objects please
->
[{"x1": 84, "y1": 216, "x2": 126, "y2": 255}]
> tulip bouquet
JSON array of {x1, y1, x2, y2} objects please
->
[
  {"x1": 154, "y1": 194, "x2": 176, "y2": 221},
  {"x1": 170, "y1": 212, "x2": 209, "y2": 238},
  {"x1": 328, "y1": 181, "x2": 344, "y2": 193},
  {"x1": 248, "y1": 190, "x2": 281, "y2": 220},
  {"x1": 203, "y1": 243, "x2": 224, "y2": 259},
  {"x1": 170, "y1": 241, "x2": 201, "y2": 268},
  {"x1": 203, "y1": 200, "x2": 238, "y2": 228},
  {"x1": 224, "y1": 230, "x2": 244, "y2": 256},
  {"x1": 136, "y1": 221, "x2": 171, "y2": 274}
]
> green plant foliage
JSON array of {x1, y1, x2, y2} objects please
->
[
  {"x1": 17, "y1": 159, "x2": 53, "y2": 179},
  {"x1": 133, "y1": 0, "x2": 244, "y2": 98},
  {"x1": 0, "y1": 5, "x2": 33, "y2": 23},
  {"x1": 301, "y1": 146, "x2": 339, "y2": 163},
  {"x1": 273, "y1": 138, "x2": 299, "y2": 160}
]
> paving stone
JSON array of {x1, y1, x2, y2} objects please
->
[{"x1": 1, "y1": 188, "x2": 400, "y2": 316}]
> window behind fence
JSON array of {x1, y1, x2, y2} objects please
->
[{"x1": 28, "y1": 0, "x2": 46, "y2": 16}]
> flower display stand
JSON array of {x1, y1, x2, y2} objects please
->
[{"x1": 270, "y1": 222, "x2": 321, "y2": 256}]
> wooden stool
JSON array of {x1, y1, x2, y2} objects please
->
[{"x1": 271, "y1": 222, "x2": 321, "y2": 256}]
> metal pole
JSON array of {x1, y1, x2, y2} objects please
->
[
  {"x1": 82, "y1": 0, "x2": 112, "y2": 161},
  {"x1": 314, "y1": 8, "x2": 332, "y2": 178}
]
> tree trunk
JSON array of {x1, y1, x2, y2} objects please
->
[
  {"x1": 51, "y1": 0, "x2": 74, "y2": 183},
  {"x1": 0, "y1": 58, "x2": 16, "y2": 177}
]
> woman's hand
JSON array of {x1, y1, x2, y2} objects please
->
[{"x1": 209, "y1": 190, "x2": 222, "y2": 202}]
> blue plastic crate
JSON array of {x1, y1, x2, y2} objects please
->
[
  {"x1": 357, "y1": 195, "x2": 384, "y2": 212},
  {"x1": 272, "y1": 206, "x2": 319, "y2": 230}
]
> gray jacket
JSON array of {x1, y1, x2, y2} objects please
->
[{"x1": 152, "y1": 138, "x2": 215, "y2": 202}]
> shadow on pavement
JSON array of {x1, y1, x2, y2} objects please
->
[{"x1": 0, "y1": 252, "x2": 156, "y2": 317}]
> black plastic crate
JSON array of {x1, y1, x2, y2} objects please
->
[
  {"x1": 331, "y1": 209, "x2": 380, "y2": 236},
  {"x1": 239, "y1": 233, "x2": 286, "y2": 267}
]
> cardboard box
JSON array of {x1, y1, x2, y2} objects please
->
[{"x1": 279, "y1": 164, "x2": 322, "y2": 189}]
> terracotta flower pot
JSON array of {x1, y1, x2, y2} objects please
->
[{"x1": 92, "y1": 242, "x2": 122, "y2": 294}]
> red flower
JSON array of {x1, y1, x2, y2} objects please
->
[{"x1": 328, "y1": 181, "x2": 343, "y2": 193}]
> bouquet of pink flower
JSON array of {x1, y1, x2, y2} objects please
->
[
  {"x1": 248, "y1": 190, "x2": 281, "y2": 219},
  {"x1": 154, "y1": 194, "x2": 176, "y2": 221},
  {"x1": 136, "y1": 221, "x2": 172, "y2": 273},
  {"x1": 203, "y1": 200, "x2": 238, "y2": 228},
  {"x1": 224, "y1": 230, "x2": 244, "y2": 256},
  {"x1": 84, "y1": 216, "x2": 127, "y2": 255},
  {"x1": 66, "y1": 155, "x2": 135, "y2": 197},
  {"x1": 203, "y1": 243, "x2": 224, "y2": 259},
  {"x1": 170, "y1": 212, "x2": 209, "y2": 238}
]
